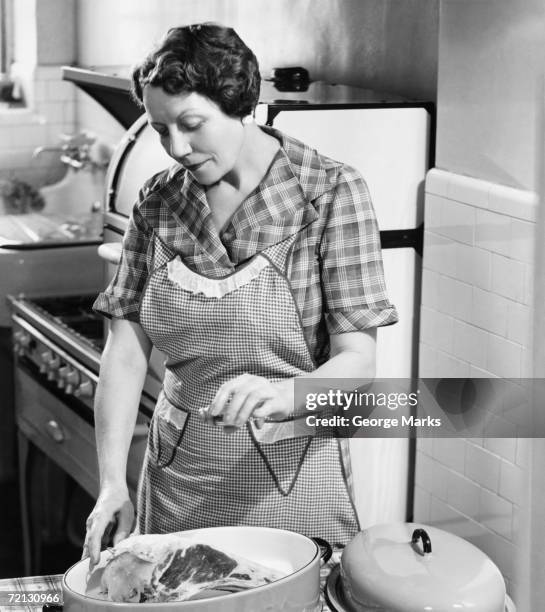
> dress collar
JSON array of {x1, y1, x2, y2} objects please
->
[{"x1": 158, "y1": 126, "x2": 340, "y2": 268}]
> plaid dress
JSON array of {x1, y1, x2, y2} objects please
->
[{"x1": 94, "y1": 126, "x2": 398, "y2": 545}]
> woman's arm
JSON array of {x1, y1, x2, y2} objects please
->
[
  {"x1": 306, "y1": 328, "x2": 376, "y2": 379},
  {"x1": 95, "y1": 318, "x2": 152, "y2": 485},
  {"x1": 205, "y1": 328, "x2": 376, "y2": 428},
  {"x1": 83, "y1": 318, "x2": 152, "y2": 568}
]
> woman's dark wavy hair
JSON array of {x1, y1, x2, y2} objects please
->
[{"x1": 131, "y1": 23, "x2": 261, "y2": 118}]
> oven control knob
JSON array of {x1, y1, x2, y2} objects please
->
[
  {"x1": 65, "y1": 368, "x2": 79, "y2": 385},
  {"x1": 74, "y1": 380, "x2": 94, "y2": 398},
  {"x1": 38, "y1": 349, "x2": 54, "y2": 373},
  {"x1": 13, "y1": 330, "x2": 31, "y2": 356},
  {"x1": 46, "y1": 355, "x2": 61, "y2": 380},
  {"x1": 62, "y1": 368, "x2": 80, "y2": 394},
  {"x1": 57, "y1": 365, "x2": 73, "y2": 388},
  {"x1": 14, "y1": 330, "x2": 30, "y2": 345}
]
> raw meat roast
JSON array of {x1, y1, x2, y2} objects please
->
[{"x1": 99, "y1": 534, "x2": 284, "y2": 602}]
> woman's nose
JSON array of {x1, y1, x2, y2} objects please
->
[{"x1": 168, "y1": 131, "x2": 192, "y2": 159}]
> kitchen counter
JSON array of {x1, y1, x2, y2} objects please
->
[{"x1": 0, "y1": 551, "x2": 342, "y2": 611}]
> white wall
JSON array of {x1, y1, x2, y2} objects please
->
[
  {"x1": 14, "y1": 0, "x2": 76, "y2": 66},
  {"x1": 75, "y1": 0, "x2": 438, "y2": 100},
  {"x1": 416, "y1": 0, "x2": 545, "y2": 605},
  {"x1": 436, "y1": 0, "x2": 545, "y2": 192},
  {"x1": 35, "y1": 0, "x2": 76, "y2": 66},
  {"x1": 417, "y1": 170, "x2": 534, "y2": 599},
  {"x1": 73, "y1": 0, "x2": 439, "y2": 177}
]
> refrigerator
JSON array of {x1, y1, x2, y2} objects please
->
[{"x1": 255, "y1": 80, "x2": 432, "y2": 527}]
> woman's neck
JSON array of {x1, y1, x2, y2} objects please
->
[
  {"x1": 215, "y1": 123, "x2": 280, "y2": 193},
  {"x1": 204, "y1": 124, "x2": 281, "y2": 234}
]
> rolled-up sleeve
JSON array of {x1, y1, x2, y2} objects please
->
[
  {"x1": 319, "y1": 165, "x2": 399, "y2": 334},
  {"x1": 93, "y1": 200, "x2": 153, "y2": 321}
]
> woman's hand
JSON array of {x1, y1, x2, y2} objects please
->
[
  {"x1": 204, "y1": 374, "x2": 294, "y2": 431},
  {"x1": 82, "y1": 485, "x2": 134, "y2": 570}
]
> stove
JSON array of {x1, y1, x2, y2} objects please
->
[
  {"x1": 14, "y1": 292, "x2": 102, "y2": 347},
  {"x1": 10, "y1": 293, "x2": 160, "y2": 404},
  {"x1": 9, "y1": 293, "x2": 156, "y2": 575}
]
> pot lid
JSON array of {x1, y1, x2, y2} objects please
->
[{"x1": 341, "y1": 522, "x2": 506, "y2": 612}]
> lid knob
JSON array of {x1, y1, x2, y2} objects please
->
[{"x1": 411, "y1": 527, "x2": 432, "y2": 555}]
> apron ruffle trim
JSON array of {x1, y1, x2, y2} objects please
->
[{"x1": 167, "y1": 255, "x2": 270, "y2": 298}]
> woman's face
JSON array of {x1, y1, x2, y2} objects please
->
[{"x1": 143, "y1": 85, "x2": 245, "y2": 185}]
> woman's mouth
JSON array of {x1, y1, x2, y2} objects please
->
[{"x1": 184, "y1": 159, "x2": 209, "y2": 172}]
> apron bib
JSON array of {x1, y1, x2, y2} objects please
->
[{"x1": 137, "y1": 234, "x2": 359, "y2": 545}]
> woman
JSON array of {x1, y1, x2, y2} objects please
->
[{"x1": 83, "y1": 23, "x2": 398, "y2": 568}]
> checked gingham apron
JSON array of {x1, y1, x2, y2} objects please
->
[{"x1": 136, "y1": 233, "x2": 359, "y2": 545}]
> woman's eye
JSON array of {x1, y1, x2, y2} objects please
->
[{"x1": 182, "y1": 121, "x2": 203, "y2": 131}]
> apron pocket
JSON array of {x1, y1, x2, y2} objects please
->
[
  {"x1": 248, "y1": 416, "x2": 315, "y2": 444},
  {"x1": 148, "y1": 391, "x2": 189, "y2": 468}
]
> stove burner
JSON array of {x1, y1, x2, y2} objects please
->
[
  {"x1": 30, "y1": 294, "x2": 97, "y2": 316},
  {"x1": 28, "y1": 294, "x2": 104, "y2": 351},
  {"x1": 324, "y1": 565, "x2": 349, "y2": 611}
]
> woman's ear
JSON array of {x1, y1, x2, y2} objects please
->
[{"x1": 241, "y1": 114, "x2": 254, "y2": 125}]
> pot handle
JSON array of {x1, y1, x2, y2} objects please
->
[
  {"x1": 411, "y1": 528, "x2": 432, "y2": 555},
  {"x1": 312, "y1": 537, "x2": 333, "y2": 565}
]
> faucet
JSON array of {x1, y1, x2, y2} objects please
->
[
  {"x1": 32, "y1": 145, "x2": 66, "y2": 157},
  {"x1": 32, "y1": 132, "x2": 107, "y2": 171},
  {"x1": 59, "y1": 154, "x2": 85, "y2": 170}
]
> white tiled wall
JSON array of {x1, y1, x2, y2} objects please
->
[
  {"x1": 416, "y1": 168, "x2": 536, "y2": 598},
  {"x1": 0, "y1": 66, "x2": 77, "y2": 188}
]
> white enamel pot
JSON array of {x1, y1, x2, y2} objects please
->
[
  {"x1": 62, "y1": 526, "x2": 331, "y2": 612},
  {"x1": 338, "y1": 522, "x2": 515, "y2": 612}
]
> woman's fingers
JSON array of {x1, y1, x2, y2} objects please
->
[
  {"x1": 222, "y1": 388, "x2": 254, "y2": 426},
  {"x1": 226, "y1": 378, "x2": 271, "y2": 425},
  {"x1": 207, "y1": 375, "x2": 245, "y2": 418},
  {"x1": 204, "y1": 375, "x2": 292, "y2": 431},
  {"x1": 83, "y1": 494, "x2": 134, "y2": 570},
  {"x1": 208, "y1": 374, "x2": 255, "y2": 419},
  {"x1": 233, "y1": 391, "x2": 288, "y2": 426},
  {"x1": 112, "y1": 501, "x2": 135, "y2": 546},
  {"x1": 84, "y1": 510, "x2": 113, "y2": 569},
  {"x1": 225, "y1": 387, "x2": 271, "y2": 426},
  {"x1": 251, "y1": 398, "x2": 279, "y2": 421}
]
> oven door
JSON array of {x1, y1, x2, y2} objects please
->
[
  {"x1": 15, "y1": 363, "x2": 149, "y2": 501},
  {"x1": 14, "y1": 348, "x2": 150, "y2": 574}
]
